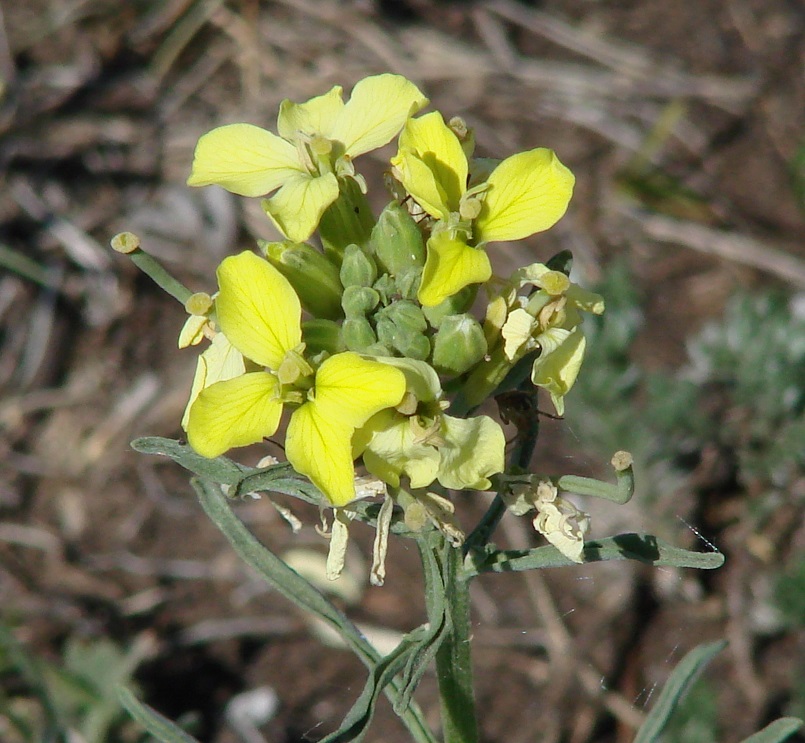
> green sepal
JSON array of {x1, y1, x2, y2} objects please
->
[
  {"x1": 342, "y1": 285, "x2": 380, "y2": 318},
  {"x1": 343, "y1": 317, "x2": 378, "y2": 351},
  {"x1": 319, "y1": 179, "x2": 375, "y2": 260},
  {"x1": 379, "y1": 300, "x2": 428, "y2": 333},
  {"x1": 340, "y1": 243, "x2": 378, "y2": 288},
  {"x1": 422, "y1": 285, "x2": 477, "y2": 328},
  {"x1": 371, "y1": 201, "x2": 426, "y2": 275},
  {"x1": 302, "y1": 318, "x2": 345, "y2": 355},
  {"x1": 431, "y1": 313, "x2": 487, "y2": 376},
  {"x1": 260, "y1": 239, "x2": 343, "y2": 320}
]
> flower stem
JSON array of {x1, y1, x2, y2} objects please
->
[{"x1": 426, "y1": 539, "x2": 479, "y2": 743}]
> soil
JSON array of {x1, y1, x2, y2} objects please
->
[{"x1": 1, "y1": 1, "x2": 803, "y2": 742}]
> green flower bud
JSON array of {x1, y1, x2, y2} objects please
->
[
  {"x1": 431, "y1": 313, "x2": 488, "y2": 377},
  {"x1": 340, "y1": 243, "x2": 378, "y2": 288},
  {"x1": 375, "y1": 314, "x2": 430, "y2": 361},
  {"x1": 343, "y1": 317, "x2": 377, "y2": 351},
  {"x1": 422, "y1": 284, "x2": 477, "y2": 328},
  {"x1": 342, "y1": 285, "x2": 380, "y2": 318},
  {"x1": 394, "y1": 329, "x2": 431, "y2": 361},
  {"x1": 261, "y1": 240, "x2": 343, "y2": 320},
  {"x1": 371, "y1": 201, "x2": 425, "y2": 275},
  {"x1": 394, "y1": 267, "x2": 423, "y2": 301},
  {"x1": 375, "y1": 316, "x2": 397, "y2": 348},
  {"x1": 372, "y1": 274, "x2": 398, "y2": 305},
  {"x1": 380, "y1": 300, "x2": 428, "y2": 333},
  {"x1": 302, "y1": 319, "x2": 345, "y2": 356},
  {"x1": 362, "y1": 342, "x2": 394, "y2": 357},
  {"x1": 318, "y1": 179, "x2": 375, "y2": 260}
]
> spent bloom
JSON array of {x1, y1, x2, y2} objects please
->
[{"x1": 187, "y1": 74, "x2": 428, "y2": 242}]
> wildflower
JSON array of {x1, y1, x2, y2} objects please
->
[
  {"x1": 391, "y1": 112, "x2": 574, "y2": 306},
  {"x1": 186, "y1": 251, "x2": 406, "y2": 505},
  {"x1": 187, "y1": 74, "x2": 428, "y2": 242},
  {"x1": 354, "y1": 358, "x2": 506, "y2": 491}
]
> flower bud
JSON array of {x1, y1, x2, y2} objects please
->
[
  {"x1": 394, "y1": 266, "x2": 423, "y2": 301},
  {"x1": 422, "y1": 285, "x2": 477, "y2": 328},
  {"x1": 318, "y1": 179, "x2": 374, "y2": 259},
  {"x1": 371, "y1": 201, "x2": 425, "y2": 275},
  {"x1": 261, "y1": 240, "x2": 343, "y2": 320},
  {"x1": 431, "y1": 314, "x2": 488, "y2": 377},
  {"x1": 302, "y1": 319, "x2": 345, "y2": 355},
  {"x1": 342, "y1": 285, "x2": 380, "y2": 318},
  {"x1": 340, "y1": 243, "x2": 378, "y2": 288},
  {"x1": 380, "y1": 300, "x2": 427, "y2": 334},
  {"x1": 343, "y1": 317, "x2": 377, "y2": 351}
]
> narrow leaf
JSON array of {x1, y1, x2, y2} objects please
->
[
  {"x1": 465, "y1": 532, "x2": 724, "y2": 578},
  {"x1": 633, "y1": 641, "x2": 726, "y2": 743},
  {"x1": 117, "y1": 686, "x2": 201, "y2": 743},
  {"x1": 131, "y1": 437, "x2": 250, "y2": 484},
  {"x1": 193, "y1": 478, "x2": 437, "y2": 743},
  {"x1": 739, "y1": 718, "x2": 804, "y2": 743}
]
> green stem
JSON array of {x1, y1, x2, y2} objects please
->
[
  {"x1": 424, "y1": 538, "x2": 478, "y2": 743},
  {"x1": 129, "y1": 248, "x2": 193, "y2": 305}
]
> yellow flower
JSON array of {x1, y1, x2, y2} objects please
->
[
  {"x1": 187, "y1": 74, "x2": 428, "y2": 242},
  {"x1": 186, "y1": 251, "x2": 406, "y2": 505},
  {"x1": 391, "y1": 112, "x2": 574, "y2": 306}
]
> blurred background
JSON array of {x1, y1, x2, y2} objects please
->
[{"x1": 0, "y1": 1, "x2": 803, "y2": 741}]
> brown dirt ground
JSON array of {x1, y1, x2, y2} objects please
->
[{"x1": 1, "y1": 1, "x2": 804, "y2": 742}]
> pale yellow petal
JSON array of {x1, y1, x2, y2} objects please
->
[
  {"x1": 187, "y1": 124, "x2": 302, "y2": 197},
  {"x1": 531, "y1": 328, "x2": 586, "y2": 416},
  {"x1": 397, "y1": 111, "x2": 467, "y2": 211},
  {"x1": 331, "y1": 74, "x2": 429, "y2": 157},
  {"x1": 418, "y1": 232, "x2": 492, "y2": 307},
  {"x1": 392, "y1": 149, "x2": 452, "y2": 220},
  {"x1": 181, "y1": 332, "x2": 246, "y2": 430},
  {"x1": 313, "y1": 352, "x2": 406, "y2": 428},
  {"x1": 474, "y1": 148, "x2": 574, "y2": 244},
  {"x1": 437, "y1": 415, "x2": 505, "y2": 491},
  {"x1": 187, "y1": 372, "x2": 282, "y2": 458},
  {"x1": 286, "y1": 404, "x2": 357, "y2": 506},
  {"x1": 215, "y1": 251, "x2": 302, "y2": 369},
  {"x1": 263, "y1": 173, "x2": 340, "y2": 243},
  {"x1": 277, "y1": 86, "x2": 344, "y2": 140}
]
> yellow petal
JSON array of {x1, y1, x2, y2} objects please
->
[
  {"x1": 215, "y1": 251, "x2": 302, "y2": 369},
  {"x1": 437, "y1": 415, "x2": 506, "y2": 491},
  {"x1": 181, "y1": 332, "x2": 246, "y2": 430},
  {"x1": 392, "y1": 149, "x2": 452, "y2": 220},
  {"x1": 187, "y1": 372, "x2": 282, "y2": 458},
  {"x1": 530, "y1": 328, "x2": 586, "y2": 416},
  {"x1": 286, "y1": 404, "x2": 357, "y2": 506},
  {"x1": 474, "y1": 148, "x2": 574, "y2": 244},
  {"x1": 331, "y1": 74, "x2": 429, "y2": 157},
  {"x1": 187, "y1": 124, "x2": 302, "y2": 197},
  {"x1": 277, "y1": 85, "x2": 344, "y2": 141},
  {"x1": 263, "y1": 172, "x2": 340, "y2": 242},
  {"x1": 313, "y1": 352, "x2": 406, "y2": 427},
  {"x1": 396, "y1": 111, "x2": 467, "y2": 212},
  {"x1": 418, "y1": 232, "x2": 492, "y2": 307}
]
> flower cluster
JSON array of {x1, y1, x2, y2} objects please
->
[{"x1": 180, "y1": 73, "x2": 603, "y2": 558}]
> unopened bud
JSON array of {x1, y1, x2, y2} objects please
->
[
  {"x1": 431, "y1": 314, "x2": 488, "y2": 376},
  {"x1": 342, "y1": 286, "x2": 380, "y2": 318},
  {"x1": 343, "y1": 317, "x2": 377, "y2": 351},
  {"x1": 302, "y1": 319, "x2": 345, "y2": 355},
  {"x1": 340, "y1": 243, "x2": 378, "y2": 288},
  {"x1": 422, "y1": 285, "x2": 477, "y2": 328},
  {"x1": 371, "y1": 202, "x2": 425, "y2": 275},
  {"x1": 261, "y1": 240, "x2": 343, "y2": 320}
]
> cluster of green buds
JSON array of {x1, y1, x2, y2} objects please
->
[{"x1": 169, "y1": 73, "x2": 605, "y2": 566}]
